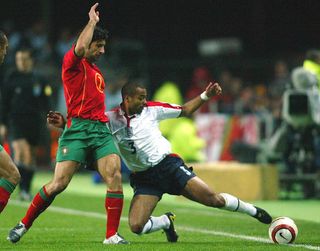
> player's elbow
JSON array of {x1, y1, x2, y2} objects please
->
[{"x1": 74, "y1": 43, "x2": 86, "y2": 57}]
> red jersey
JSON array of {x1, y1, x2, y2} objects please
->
[{"x1": 61, "y1": 45, "x2": 108, "y2": 122}]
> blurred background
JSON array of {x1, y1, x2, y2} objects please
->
[{"x1": 1, "y1": 0, "x2": 320, "y2": 200}]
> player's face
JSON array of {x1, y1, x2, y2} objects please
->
[
  {"x1": 0, "y1": 36, "x2": 8, "y2": 64},
  {"x1": 87, "y1": 39, "x2": 106, "y2": 62},
  {"x1": 15, "y1": 51, "x2": 33, "y2": 72},
  {"x1": 127, "y1": 87, "x2": 147, "y2": 115}
]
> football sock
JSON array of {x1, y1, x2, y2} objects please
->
[
  {"x1": 22, "y1": 186, "x2": 55, "y2": 229},
  {"x1": 105, "y1": 190, "x2": 123, "y2": 238},
  {"x1": 220, "y1": 193, "x2": 257, "y2": 216},
  {"x1": 141, "y1": 215, "x2": 170, "y2": 234},
  {"x1": 0, "y1": 178, "x2": 16, "y2": 213}
]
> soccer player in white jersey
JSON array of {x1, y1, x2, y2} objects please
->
[{"x1": 48, "y1": 80, "x2": 272, "y2": 243}]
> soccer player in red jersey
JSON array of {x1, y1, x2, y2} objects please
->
[
  {"x1": 0, "y1": 31, "x2": 21, "y2": 215},
  {"x1": 8, "y1": 3, "x2": 127, "y2": 245}
]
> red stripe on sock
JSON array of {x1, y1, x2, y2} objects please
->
[
  {"x1": 22, "y1": 188, "x2": 54, "y2": 229},
  {"x1": 105, "y1": 192, "x2": 123, "y2": 238},
  {"x1": 0, "y1": 187, "x2": 10, "y2": 213},
  {"x1": 42, "y1": 186, "x2": 49, "y2": 197}
]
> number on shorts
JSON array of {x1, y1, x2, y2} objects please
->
[{"x1": 179, "y1": 165, "x2": 191, "y2": 176}]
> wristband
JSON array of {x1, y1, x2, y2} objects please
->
[{"x1": 200, "y1": 92, "x2": 209, "y2": 101}]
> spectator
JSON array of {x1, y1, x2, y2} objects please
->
[
  {"x1": 303, "y1": 49, "x2": 320, "y2": 90},
  {"x1": 1, "y1": 48, "x2": 52, "y2": 201},
  {"x1": 267, "y1": 60, "x2": 291, "y2": 130}
]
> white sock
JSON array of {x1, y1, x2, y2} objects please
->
[
  {"x1": 220, "y1": 193, "x2": 257, "y2": 216},
  {"x1": 140, "y1": 215, "x2": 170, "y2": 234}
]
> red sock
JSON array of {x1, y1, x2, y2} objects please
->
[
  {"x1": 22, "y1": 186, "x2": 55, "y2": 229},
  {"x1": 105, "y1": 190, "x2": 123, "y2": 238},
  {"x1": 0, "y1": 178, "x2": 16, "y2": 213}
]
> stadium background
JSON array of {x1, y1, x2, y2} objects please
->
[
  {"x1": 0, "y1": 1, "x2": 320, "y2": 250},
  {"x1": 1, "y1": 0, "x2": 320, "y2": 199}
]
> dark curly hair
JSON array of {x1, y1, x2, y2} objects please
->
[
  {"x1": 121, "y1": 80, "x2": 146, "y2": 99},
  {"x1": 92, "y1": 26, "x2": 109, "y2": 43}
]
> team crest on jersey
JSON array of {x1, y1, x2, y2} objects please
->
[
  {"x1": 95, "y1": 73, "x2": 105, "y2": 93},
  {"x1": 62, "y1": 147, "x2": 68, "y2": 155}
]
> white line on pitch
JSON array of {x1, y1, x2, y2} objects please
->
[{"x1": 8, "y1": 200, "x2": 320, "y2": 250}]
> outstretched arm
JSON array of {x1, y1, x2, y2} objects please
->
[
  {"x1": 180, "y1": 82, "x2": 222, "y2": 117},
  {"x1": 47, "y1": 111, "x2": 66, "y2": 129},
  {"x1": 75, "y1": 3, "x2": 100, "y2": 57}
]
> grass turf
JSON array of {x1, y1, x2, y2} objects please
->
[{"x1": 0, "y1": 171, "x2": 319, "y2": 251}]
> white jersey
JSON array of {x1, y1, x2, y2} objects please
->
[{"x1": 107, "y1": 101, "x2": 182, "y2": 172}]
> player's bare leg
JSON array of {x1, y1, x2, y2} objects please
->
[
  {"x1": 129, "y1": 194, "x2": 178, "y2": 242},
  {"x1": 0, "y1": 150, "x2": 20, "y2": 213},
  {"x1": 181, "y1": 176, "x2": 272, "y2": 224},
  {"x1": 97, "y1": 154, "x2": 128, "y2": 244},
  {"x1": 7, "y1": 161, "x2": 79, "y2": 243}
]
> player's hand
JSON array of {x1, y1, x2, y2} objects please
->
[
  {"x1": 47, "y1": 111, "x2": 66, "y2": 129},
  {"x1": 89, "y1": 3, "x2": 100, "y2": 24},
  {"x1": 205, "y1": 82, "x2": 222, "y2": 98}
]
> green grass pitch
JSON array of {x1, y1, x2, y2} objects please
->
[{"x1": 0, "y1": 171, "x2": 319, "y2": 251}]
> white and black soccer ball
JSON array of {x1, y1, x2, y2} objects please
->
[{"x1": 269, "y1": 217, "x2": 298, "y2": 244}]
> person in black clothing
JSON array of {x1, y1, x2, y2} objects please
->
[{"x1": 1, "y1": 48, "x2": 52, "y2": 201}]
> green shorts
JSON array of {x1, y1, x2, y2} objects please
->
[
  {"x1": 56, "y1": 118, "x2": 118, "y2": 164},
  {"x1": 0, "y1": 144, "x2": 3, "y2": 152}
]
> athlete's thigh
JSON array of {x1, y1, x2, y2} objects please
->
[
  {"x1": 0, "y1": 149, "x2": 19, "y2": 181},
  {"x1": 129, "y1": 194, "x2": 159, "y2": 226},
  {"x1": 181, "y1": 176, "x2": 217, "y2": 205}
]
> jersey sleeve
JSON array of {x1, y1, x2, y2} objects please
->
[
  {"x1": 62, "y1": 44, "x2": 82, "y2": 70},
  {"x1": 147, "y1": 101, "x2": 182, "y2": 121}
]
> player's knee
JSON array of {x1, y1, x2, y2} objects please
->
[
  {"x1": 114, "y1": 169, "x2": 122, "y2": 181},
  {"x1": 210, "y1": 193, "x2": 225, "y2": 208},
  {"x1": 129, "y1": 222, "x2": 144, "y2": 235},
  {"x1": 105, "y1": 168, "x2": 122, "y2": 187},
  {"x1": 11, "y1": 168, "x2": 21, "y2": 185},
  {"x1": 204, "y1": 191, "x2": 224, "y2": 208},
  {"x1": 4, "y1": 162, "x2": 21, "y2": 185}
]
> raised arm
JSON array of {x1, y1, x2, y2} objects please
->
[
  {"x1": 180, "y1": 82, "x2": 222, "y2": 117},
  {"x1": 75, "y1": 3, "x2": 100, "y2": 57}
]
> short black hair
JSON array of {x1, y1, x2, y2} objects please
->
[
  {"x1": 0, "y1": 30, "x2": 7, "y2": 47},
  {"x1": 121, "y1": 80, "x2": 146, "y2": 99},
  {"x1": 16, "y1": 47, "x2": 33, "y2": 58},
  {"x1": 92, "y1": 26, "x2": 109, "y2": 43}
]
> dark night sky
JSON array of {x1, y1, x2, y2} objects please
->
[{"x1": 1, "y1": 0, "x2": 320, "y2": 59}]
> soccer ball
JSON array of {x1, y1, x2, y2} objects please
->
[{"x1": 268, "y1": 217, "x2": 298, "y2": 244}]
